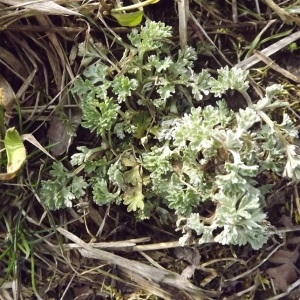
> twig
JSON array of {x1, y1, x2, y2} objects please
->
[
  {"x1": 189, "y1": 12, "x2": 232, "y2": 67},
  {"x1": 294, "y1": 184, "x2": 300, "y2": 219},
  {"x1": 57, "y1": 227, "x2": 212, "y2": 299},
  {"x1": 178, "y1": 0, "x2": 189, "y2": 49}
]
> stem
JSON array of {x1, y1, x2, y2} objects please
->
[
  {"x1": 239, "y1": 89, "x2": 290, "y2": 148},
  {"x1": 137, "y1": 51, "x2": 145, "y2": 82},
  {"x1": 111, "y1": 0, "x2": 158, "y2": 12},
  {"x1": 256, "y1": 110, "x2": 289, "y2": 147},
  {"x1": 238, "y1": 89, "x2": 253, "y2": 107}
]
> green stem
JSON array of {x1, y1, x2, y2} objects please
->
[{"x1": 136, "y1": 51, "x2": 145, "y2": 83}]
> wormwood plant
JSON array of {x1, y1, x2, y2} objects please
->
[{"x1": 40, "y1": 21, "x2": 300, "y2": 249}]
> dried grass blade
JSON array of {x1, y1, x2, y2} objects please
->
[
  {"x1": 22, "y1": 133, "x2": 56, "y2": 160},
  {"x1": 35, "y1": 15, "x2": 72, "y2": 85},
  {"x1": 0, "y1": 46, "x2": 28, "y2": 79},
  {"x1": 0, "y1": 0, "x2": 81, "y2": 16},
  {"x1": 253, "y1": 50, "x2": 300, "y2": 83}
]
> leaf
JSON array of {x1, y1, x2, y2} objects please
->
[
  {"x1": 71, "y1": 146, "x2": 93, "y2": 166},
  {"x1": 40, "y1": 180, "x2": 72, "y2": 210},
  {"x1": 174, "y1": 247, "x2": 201, "y2": 279},
  {"x1": 254, "y1": 84, "x2": 285, "y2": 111},
  {"x1": 122, "y1": 163, "x2": 145, "y2": 211},
  {"x1": 266, "y1": 244, "x2": 300, "y2": 292},
  {"x1": 283, "y1": 144, "x2": 300, "y2": 180},
  {"x1": 112, "y1": 75, "x2": 139, "y2": 102},
  {"x1": 0, "y1": 74, "x2": 15, "y2": 111},
  {"x1": 111, "y1": 11, "x2": 144, "y2": 27},
  {"x1": 121, "y1": 154, "x2": 139, "y2": 167},
  {"x1": 49, "y1": 162, "x2": 70, "y2": 181},
  {"x1": 81, "y1": 97, "x2": 120, "y2": 135},
  {"x1": 47, "y1": 108, "x2": 82, "y2": 157},
  {"x1": 132, "y1": 111, "x2": 152, "y2": 139},
  {"x1": 123, "y1": 182, "x2": 145, "y2": 211},
  {"x1": 39, "y1": 161, "x2": 89, "y2": 210},
  {"x1": 124, "y1": 165, "x2": 141, "y2": 185},
  {"x1": 71, "y1": 176, "x2": 89, "y2": 198},
  {"x1": 92, "y1": 178, "x2": 120, "y2": 206},
  {"x1": 208, "y1": 66, "x2": 249, "y2": 96},
  {"x1": 0, "y1": 127, "x2": 26, "y2": 180},
  {"x1": 128, "y1": 20, "x2": 172, "y2": 52}
]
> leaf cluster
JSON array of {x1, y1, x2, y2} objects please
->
[
  {"x1": 40, "y1": 162, "x2": 88, "y2": 210},
  {"x1": 39, "y1": 21, "x2": 300, "y2": 249}
]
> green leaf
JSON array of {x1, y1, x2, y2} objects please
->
[
  {"x1": 148, "y1": 55, "x2": 173, "y2": 72},
  {"x1": 283, "y1": 145, "x2": 300, "y2": 180},
  {"x1": 112, "y1": 75, "x2": 139, "y2": 102},
  {"x1": 40, "y1": 180, "x2": 74, "y2": 210},
  {"x1": 71, "y1": 176, "x2": 89, "y2": 198},
  {"x1": 111, "y1": 11, "x2": 144, "y2": 27},
  {"x1": 82, "y1": 63, "x2": 109, "y2": 84},
  {"x1": 254, "y1": 84, "x2": 286, "y2": 111},
  {"x1": 71, "y1": 146, "x2": 94, "y2": 166},
  {"x1": 132, "y1": 111, "x2": 152, "y2": 139},
  {"x1": 0, "y1": 127, "x2": 26, "y2": 180},
  {"x1": 81, "y1": 97, "x2": 120, "y2": 135},
  {"x1": 188, "y1": 69, "x2": 211, "y2": 101},
  {"x1": 49, "y1": 162, "x2": 70, "y2": 181},
  {"x1": 128, "y1": 20, "x2": 172, "y2": 53},
  {"x1": 123, "y1": 182, "x2": 145, "y2": 211},
  {"x1": 124, "y1": 165, "x2": 141, "y2": 185},
  {"x1": 108, "y1": 162, "x2": 125, "y2": 189},
  {"x1": 39, "y1": 162, "x2": 88, "y2": 210},
  {"x1": 157, "y1": 78, "x2": 175, "y2": 100},
  {"x1": 208, "y1": 66, "x2": 249, "y2": 96},
  {"x1": 77, "y1": 40, "x2": 109, "y2": 66},
  {"x1": 236, "y1": 107, "x2": 260, "y2": 132},
  {"x1": 92, "y1": 178, "x2": 121, "y2": 205}
]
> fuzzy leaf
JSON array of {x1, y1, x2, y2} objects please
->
[
  {"x1": 112, "y1": 75, "x2": 139, "y2": 103},
  {"x1": 92, "y1": 178, "x2": 121, "y2": 206},
  {"x1": 128, "y1": 20, "x2": 172, "y2": 53},
  {"x1": 209, "y1": 66, "x2": 249, "y2": 96},
  {"x1": 81, "y1": 97, "x2": 120, "y2": 134}
]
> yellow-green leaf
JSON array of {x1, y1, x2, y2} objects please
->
[
  {"x1": 124, "y1": 165, "x2": 140, "y2": 185},
  {"x1": 0, "y1": 127, "x2": 26, "y2": 180},
  {"x1": 121, "y1": 153, "x2": 138, "y2": 167},
  {"x1": 123, "y1": 182, "x2": 145, "y2": 211},
  {"x1": 111, "y1": 11, "x2": 144, "y2": 27}
]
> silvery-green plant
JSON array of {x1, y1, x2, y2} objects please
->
[{"x1": 39, "y1": 20, "x2": 300, "y2": 250}]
